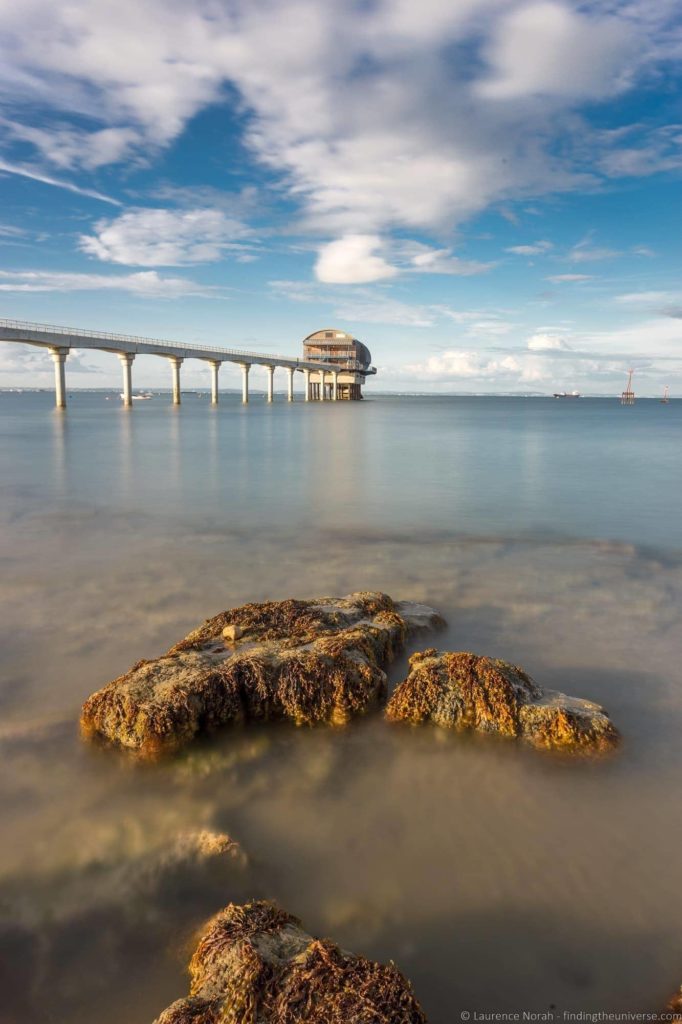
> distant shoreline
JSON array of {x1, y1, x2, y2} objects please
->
[{"x1": 0, "y1": 388, "x2": 676, "y2": 400}]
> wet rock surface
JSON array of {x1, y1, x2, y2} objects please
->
[
  {"x1": 386, "y1": 650, "x2": 620, "y2": 754},
  {"x1": 81, "y1": 592, "x2": 443, "y2": 757},
  {"x1": 154, "y1": 899, "x2": 427, "y2": 1024}
]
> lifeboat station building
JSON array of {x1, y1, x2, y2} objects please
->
[{"x1": 302, "y1": 329, "x2": 376, "y2": 400}]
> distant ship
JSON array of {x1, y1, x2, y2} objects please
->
[
  {"x1": 553, "y1": 391, "x2": 581, "y2": 398},
  {"x1": 661, "y1": 385, "x2": 670, "y2": 404}
]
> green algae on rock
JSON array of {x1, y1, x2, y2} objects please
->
[
  {"x1": 81, "y1": 592, "x2": 443, "y2": 757},
  {"x1": 386, "y1": 650, "x2": 620, "y2": 754},
  {"x1": 153, "y1": 899, "x2": 427, "y2": 1024}
]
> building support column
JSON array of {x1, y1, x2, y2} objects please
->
[
  {"x1": 240, "y1": 363, "x2": 250, "y2": 404},
  {"x1": 49, "y1": 347, "x2": 68, "y2": 409},
  {"x1": 209, "y1": 360, "x2": 220, "y2": 405},
  {"x1": 319, "y1": 369, "x2": 326, "y2": 400},
  {"x1": 303, "y1": 368, "x2": 310, "y2": 401},
  {"x1": 118, "y1": 352, "x2": 135, "y2": 407},
  {"x1": 286, "y1": 367, "x2": 295, "y2": 402},
  {"x1": 168, "y1": 356, "x2": 183, "y2": 405},
  {"x1": 332, "y1": 371, "x2": 339, "y2": 401},
  {"x1": 265, "y1": 365, "x2": 274, "y2": 403}
]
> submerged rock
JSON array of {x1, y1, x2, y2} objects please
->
[
  {"x1": 386, "y1": 650, "x2": 620, "y2": 754},
  {"x1": 81, "y1": 592, "x2": 443, "y2": 757},
  {"x1": 0, "y1": 829, "x2": 248, "y2": 1024},
  {"x1": 154, "y1": 899, "x2": 427, "y2": 1024}
]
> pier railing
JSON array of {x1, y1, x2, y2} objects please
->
[{"x1": 0, "y1": 317, "x2": 296, "y2": 364}]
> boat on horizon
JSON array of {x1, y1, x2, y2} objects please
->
[
  {"x1": 661, "y1": 385, "x2": 670, "y2": 404},
  {"x1": 553, "y1": 391, "x2": 581, "y2": 398}
]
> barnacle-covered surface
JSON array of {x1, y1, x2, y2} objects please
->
[
  {"x1": 154, "y1": 900, "x2": 427, "y2": 1024},
  {"x1": 386, "y1": 650, "x2": 620, "y2": 754},
  {"x1": 81, "y1": 592, "x2": 443, "y2": 757}
]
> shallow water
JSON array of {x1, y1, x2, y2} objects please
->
[{"x1": 1, "y1": 392, "x2": 681, "y2": 1022}]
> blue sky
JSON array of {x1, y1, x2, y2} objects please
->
[{"x1": 0, "y1": 0, "x2": 681, "y2": 394}]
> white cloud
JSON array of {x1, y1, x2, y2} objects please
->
[
  {"x1": 614, "y1": 290, "x2": 682, "y2": 318},
  {"x1": 475, "y1": 2, "x2": 634, "y2": 100},
  {"x1": 465, "y1": 318, "x2": 516, "y2": 338},
  {"x1": 272, "y1": 279, "x2": 441, "y2": 326},
  {"x1": 569, "y1": 244, "x2": 619, "y2": 263},
  {"x1": 598, "y1": 124, "x2": 682, "y2": 178},
  {"x1": 527, "y1": 332, "x2": 570, "y2": 350},
  {"x1": 270, "y1": 279, "x2": 499, "y2": 328},
  {"x1": 403, "y1": 334, "x2": 682, "y2": 388},
  {"x1": 0, "y1": 345, "x2": 98, "y2": 375},
  {"x1": 313, "y1": 235, "x2": 493, "y2": 284},
  {"x1": 506, "y1": 240, "x2": 553, "y2": 255},
  {"x1": 0, "y1": 269, "x2": 217, "y2": 297},
  {"x1": 314, "y1": 235, "x2": 398, "y2": 285},
  {"x1": 615, "y1": 291, "x2": 673, "y2": 304},
  {"x1": 392, "y1": 241, "x2": 494, "y2": 276},
  {"x1": 406, "y1": 349, "x2": 525, "y2": 381},
  {"x1": 0, "y1": 0, "x2": 670, "y2": 250},
  {"x1": 1, "y1": 120, "x2": 140, "y2": 170},
  {"x1": 79, "y1": 207, "x2": 255, "y2": 266},
  {"x1": 547, "y1": 273, "x2": 593, "y2": 282}
]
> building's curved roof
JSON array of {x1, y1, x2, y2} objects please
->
[{"x1": 303, "y1": 328, "x2": 372, "y2": 370}]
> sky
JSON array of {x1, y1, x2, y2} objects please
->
[{"x1": 0, "y1": 0, "x2": 681, "y2": 395}]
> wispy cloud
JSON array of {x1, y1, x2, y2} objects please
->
[
  {"x1": 0, "y1": 0, "x2": 675, "y2": 256},
  {"x1": 547, "y1": 273, "x2": 593, "y2": 282},
  {"x1": 0, "y1": 269, "x2": 218, "y2": 298},
  {"x1": 80, "y1": 208, "x2": 256, "y2": 267},
  {"x1": 314, "y1": 235, "x2": 493, "y2": 284},
  {"x1": 0, "y1": 158, "x2": 121, "y2": 205},
  {"x1": 506, "y1": 241, "x2": 553, "y2": 256}
]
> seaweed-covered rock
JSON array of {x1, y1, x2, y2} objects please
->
[
  {"x1": 81, "y1": 592, "x2": 443, "y2": 757},
  {"x1": 153, "y1": 899, "x2": 427, "y2": 1024},
  {"x1": 386, "y1": 650, "x2": 620, "y2": 754}
]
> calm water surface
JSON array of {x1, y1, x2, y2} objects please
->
[{"x1": 1, "y1": 392, "x2": 681, "y2": 1023}]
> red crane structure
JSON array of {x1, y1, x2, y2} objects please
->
[{"x1": 621, "y1": 369, "x2": 635, "y2": 405}]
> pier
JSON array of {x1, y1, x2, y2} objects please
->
[{"x1": 0, "y1": 318, "x2": 371, "y2": 408}]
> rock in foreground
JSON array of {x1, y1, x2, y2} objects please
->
[
  {"x1": 81, "y1": 592, "x2": 443, "y2": 757},
  {"x1": 386, "y1": 650, "x2": 620, "y2": 754},
  {"x1": 153, "y1": 899, "x2": 427, "y2": 1024},
  {"x1": 0, "y1": 829, "x2": 248, "y2": 1024}
]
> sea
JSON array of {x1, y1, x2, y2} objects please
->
[{"x1": 1, "y1": 390, "x2": 681, "y2": 1023}]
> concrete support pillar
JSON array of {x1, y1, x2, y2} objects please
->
[
  {"x1": 303, "y1": 368, "x2": 310, "y2": 402},
  {"x1": 168, "y1": 356, "x2": 183, "y2": 405},
  {"x1": 319, "y1": 369, "x2": 326, "y2": 400},
  {"x1": 332, "y1": 371, "x2": 339, "y2": 401},
  {"x1": 49, "y1": 347, "x2": 68, "y2": 409},
  {"x1": 286, "y1": 367, "x2": 295, "y2": 402},
  {"x1": 118, "y1": 352, "x2": 135, "y2": 407},
  {"x1": 265, "y1": 365, "x2": 274, "y2": 403},
  {"x1": 209, "y1": 361, "x2": 220, "y2": 405},
  {"x1": 240, "y1": 363, "x2": 250, "y2": 404}
]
